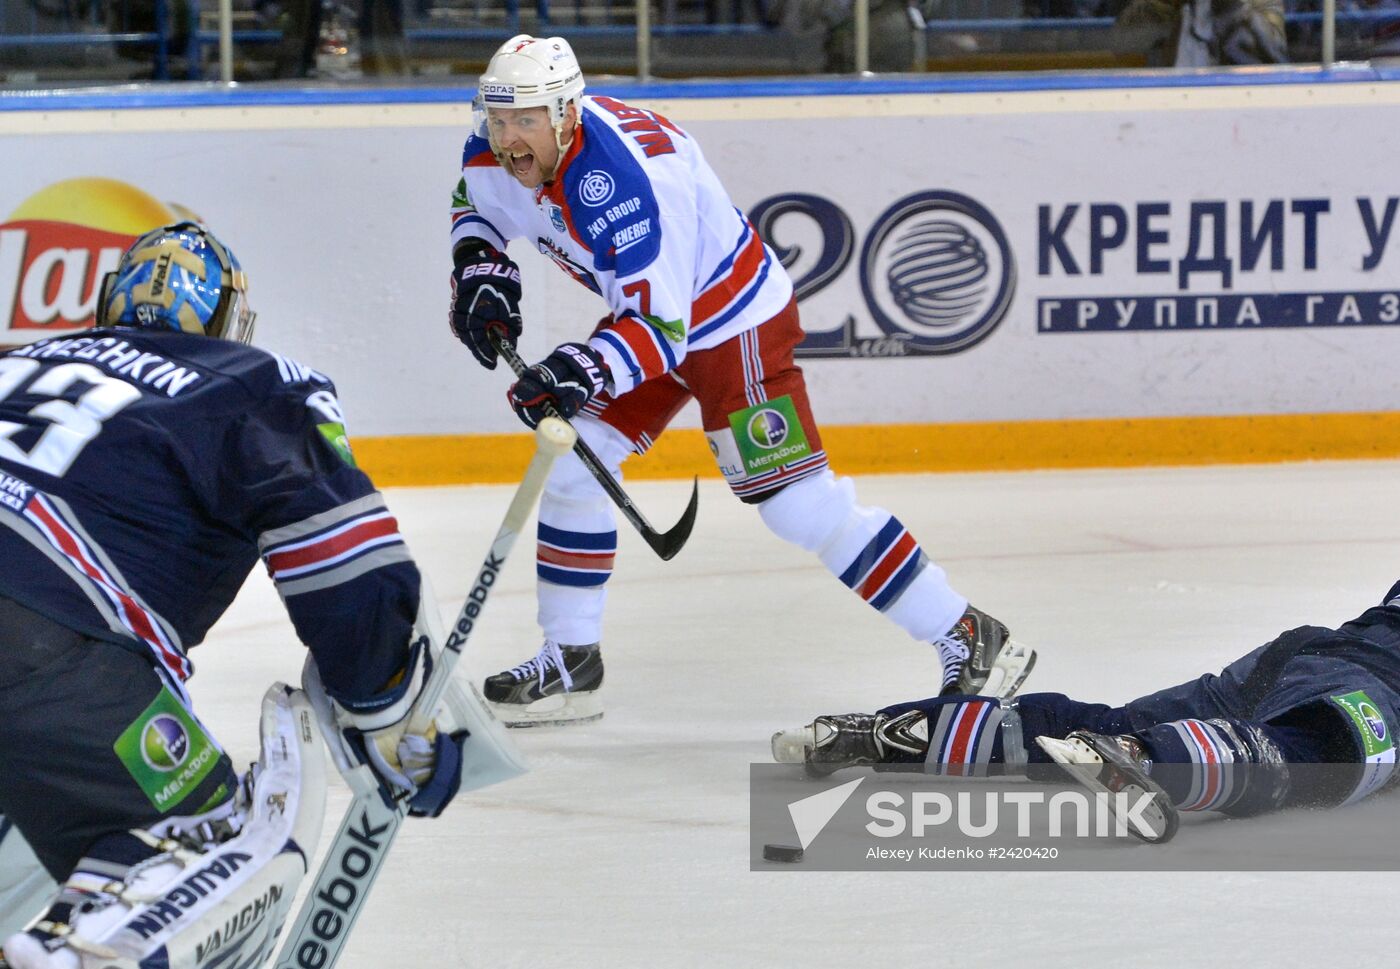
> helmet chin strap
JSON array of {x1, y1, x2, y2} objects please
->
[{"x1": 537, "y1": 120, "x2": 577, "y2": 183}]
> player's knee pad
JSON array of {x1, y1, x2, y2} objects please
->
[
  {"x1": 3, "y1": 685, "x2": 325, "y2": 969},
  {"x1": 0, "y1": 821, "x2": 54, "y2": 939},
  {"x1": 757, "y1": 471, "x2": 878, "y2": 559},
  {"x1": 756, "y1": 470, "x2": 851, "y2": 551}
]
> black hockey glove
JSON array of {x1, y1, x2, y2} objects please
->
[
  {"x1": 450, "y1": 243, "x2": 522, "y2": 370},
  {"x1": 508, "y1": 343, "x2": 609, "y2": 428}
]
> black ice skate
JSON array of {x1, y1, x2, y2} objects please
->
[
  {"x1": 771, "y1": 710, "x2": 929, "y2": 777},
  {"x1": 1035, "y1": 731, "x2": 1179, "y2": 844},
  {"x1": 483, "y1": 640, "x2": 604, "y2": 727},
  {"x1": 938, "y1": 604, "x2": 1036, "y2": 699}
]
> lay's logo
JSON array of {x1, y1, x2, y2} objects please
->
[{"x1": 0, "y1": 178, "x2": 196, "y2": 345}]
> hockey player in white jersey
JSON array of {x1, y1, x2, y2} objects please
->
[{"x1": 449, "y1": 35, "x2": 1036, "y2": 726}]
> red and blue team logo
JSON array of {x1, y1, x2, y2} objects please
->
[
  {"x1": 543, "y1": 200, "x2": 567, "y2": 235},
  {"x1": 141, "y1": 714, "x2": 190, "y2": 772},
  {"x1": 746, "y1": 408, "x2": 789, "y2": 449}
]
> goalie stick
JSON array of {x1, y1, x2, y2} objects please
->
[
  {"x1": 491, "y1": 330, "x2": 699, "y2": 562},
  {"x1": 271, "y1": 417, "x2": 577, "y2": 969}
]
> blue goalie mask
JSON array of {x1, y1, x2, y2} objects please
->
[{"x1": 97, "y1": 222, "x2": 256, "y2": 344}]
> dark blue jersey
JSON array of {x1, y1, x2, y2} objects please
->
[{"x1": 0, "y1": 328, "x2": 418, "y2": 708}]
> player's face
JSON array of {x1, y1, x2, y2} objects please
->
[{"x1": 489, "y1": 106, "x2": 561, "y2": 189}]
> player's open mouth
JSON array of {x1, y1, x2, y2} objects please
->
[{"x1": 510, "y1": 153, "x2": 534, "y2": 177}]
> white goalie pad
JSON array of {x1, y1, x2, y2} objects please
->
[
  {"x1": 3, "y1": 685, "x2": 326, "y2": 969},
  {"x1": 0, "y1": 821, "x2": 55, "y2": 939}
]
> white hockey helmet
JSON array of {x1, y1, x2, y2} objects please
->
[{"x1": 476, "y1": 34, "x2": 585, "y2": 129}]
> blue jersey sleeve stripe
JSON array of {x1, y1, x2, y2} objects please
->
[
  {"x1": 452, "y1": 213, "x2": 506, "y2": 248},
  {"x1": 595, "y1": 329, "x2": 641, "y2": 383},
  {"x1": 690, "y1": 251, "x2": 772, "y2": 343},
  {"x1": 701, "y1": 219, "x2": 750, "y2": 290}
]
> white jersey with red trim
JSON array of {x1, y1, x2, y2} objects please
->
[
  {"x1": 0, "y1": 329, "x2": 419, "y2": 708},
  {"x1": 451, "y1": 94, "x2": 794, "y2": 396}
]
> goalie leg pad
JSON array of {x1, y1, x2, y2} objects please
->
[
  {"x1": 0, "y1": 821, "x2": 55, "y2": 939},
  {"x1": 3, "y1": 685, "x2": 326, "y2": 969}
]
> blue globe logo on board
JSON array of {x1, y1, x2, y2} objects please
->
[
  {"x1": 747, "y1": 408, "x2": 789, "y2": 448},
  {"x1": 887, "y1": 220, "x2": 988, "y2": 327},
  {"x1": 860, "y1": 191, "x2": 1016, "y2": 355},
  {"x1": 141, "y1": 714, "x2": 190, "y2": 772},
  {"x1": 1360, "y1": 701, "x2": 1387, "y2": 741}
]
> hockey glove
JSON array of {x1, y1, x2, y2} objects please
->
[
  {"x1": 304, "y1": 643, "x2": 469, "y2": 818},
  {"x1": 508, "y1": 342, "x2": 609, "y2": 428},
  {"x1": 450, "y1": 242, "x2": 523, "y2": 370}
]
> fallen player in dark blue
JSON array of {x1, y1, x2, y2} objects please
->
[{"x1": 774, "y1": 583, "x2": 1400, "y2": 843}]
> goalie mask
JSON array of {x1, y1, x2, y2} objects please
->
[
  {"x1": 473, "y1": 34, "x2": 584, "y2": 169},
  {"x1": 97, "y1": 221, "x2": 256, "y2": 344}
]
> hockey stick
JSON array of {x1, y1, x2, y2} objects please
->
[
  {"x1": 272, "y1": 417, "x2": 577, "y2": 969},
  {"x1": 491, "y1": 331, "x2": 699, "y2": 562}
]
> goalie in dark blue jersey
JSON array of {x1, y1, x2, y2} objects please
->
[{"x1": 0, "y1": 223, "x2": 474, "y2": 969}]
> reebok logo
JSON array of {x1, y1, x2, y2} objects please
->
[
  {"x1": 290, "y1": 809, "x2": 394, "y2": 968},
  {"x1": 447, "y1": 552, "x2": 505, "y2": 653}
]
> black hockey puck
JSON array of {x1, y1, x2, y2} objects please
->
[{"x1": 763, "y1": 843, "x2": 804, "y2": 863}]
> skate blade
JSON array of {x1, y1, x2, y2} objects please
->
[
  {"x1": 771, "y1": 725, "x2": 816, "y2": 764},
  {"x1": 977, "y1": 639, "x2": 1037, "y2": 699},
  {"x1": 492, "y1": 690, "x2": 603, "y2": 729},
  {"x1": 1035, "y1": 736, "x2": 1179, "y2": 844}
]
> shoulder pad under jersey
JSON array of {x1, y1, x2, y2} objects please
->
[
  {"x1": 463, "y1": 134, "x2": 497, "y2": 169},
  {"x1": 563, "y1": 111, "x2": 662, "y2": 277}
]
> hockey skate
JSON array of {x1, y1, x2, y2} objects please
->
[
  {"x1": 938, "y1": 605, "x2": 1036, "y2": 698},
  {"x1": 771, "y1": 710, "x2": 929, "y2": 777},
  {"x1": 483, "y1": 640, "x2": 604, "y2": 727},
  {"x1": 1036, "y1": 731, "x2": 1179, "y2": 844}
]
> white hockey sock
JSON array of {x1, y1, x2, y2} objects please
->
[
  {"x1": 757, "y1": 471, "x2": 967, "y2": 644},
  {"x1": 535, "y1": 418, "x2": 632, "y2": 646}
]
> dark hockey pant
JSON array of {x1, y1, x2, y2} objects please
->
[{"x1": 0, "y1": 596, "x2": 236, "y2": 880}]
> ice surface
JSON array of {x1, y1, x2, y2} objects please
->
[{"x1": 189, "y1": 461, "x2": 1400, "y2": 968}]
